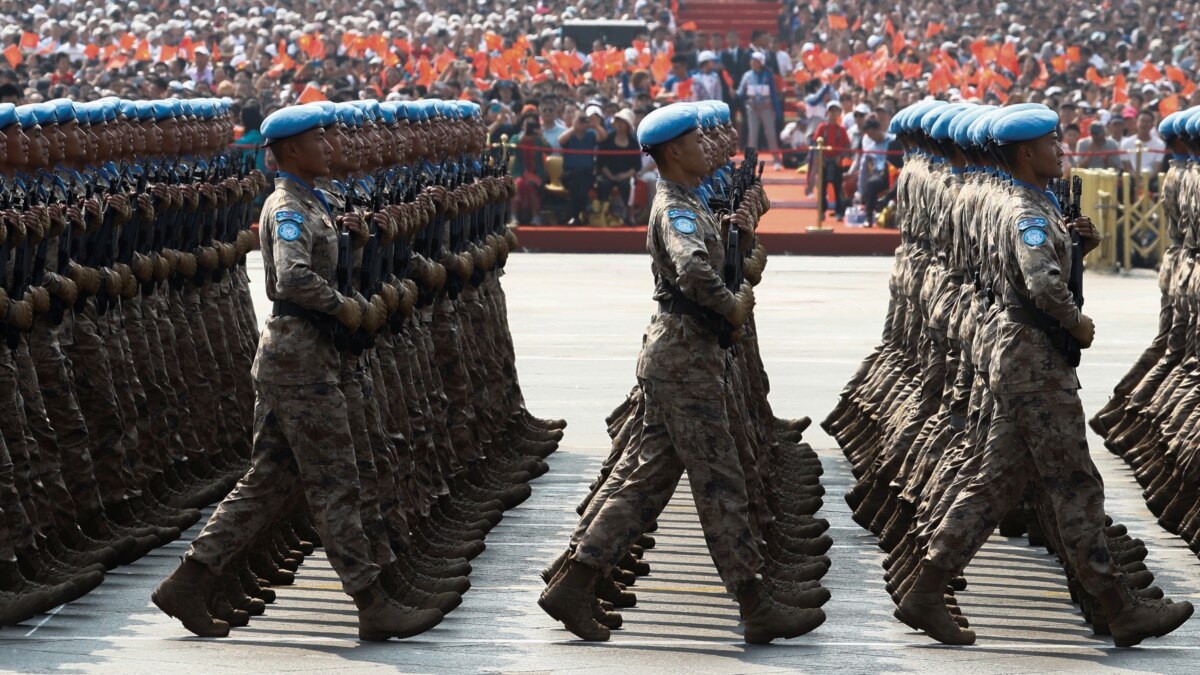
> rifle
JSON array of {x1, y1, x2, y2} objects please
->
[
  {"x1": 332, "y1": 188, "x2": 357, "y2": 353},
  {"x1": 1066, "y1": 174, "x2": 1084, "y2": 310},
  {"x1": 7, "y1": 186, "x2": 33, "y2": 348}
]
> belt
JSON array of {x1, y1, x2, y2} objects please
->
[
  {"x1": 1004, "y1": 306, "x2": 1040, "y2": 325},
  {"x1": 272, "y1": 300, "x2": 330, "y2": 328}
]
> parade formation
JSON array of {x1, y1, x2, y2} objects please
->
[
  {"x1": 823, "y1": 100, "x2": 1194, "y2": 647},
  {"x1": 2, "y1": 90, "x2": 1200, "y2": 657},
  {"x1": 0, "y1": 96, "x2": 566, "y2": 640}
]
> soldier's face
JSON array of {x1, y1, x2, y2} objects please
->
[
  {"x1": 45, "y1": 124, "x2": 66, "y2": 163},
  {"x1": 327, "y1": 125, "x2": 349, "y2": 171},
  {"x1": 289, "y1": 127, "x2": 333, "y2": 178},
  {"x1": 1024, "y1": 132, "x2": 1065, "y2": 181},
  {"x1": 25, "y1": 126, "x2": 49, "y2": 168},
  {"x1": 669, "y1": 130, "x2": 709, "y2": 178},
  {"x1": 5, "y1": 125, "x2": 29, "y2": 167},
  {"x1": 62, "y1": 121, "x2": 85, "y2": 161}
]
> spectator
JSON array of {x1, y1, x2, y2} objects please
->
[
  {"x1": 487, "y1": 102, "x2": 523, "y2": 144},
  {"x1": 779, "y1": 113, "x2": 809, "y2": 169},
  {"x1": 1076, "y1": 121, "x2": 1122, "y2": 170},
  {"x1": 597, "y1": 108, "x2": 641, "y2": 224},
  {"x1": 693, "y1": 51, "x2": 722, "y2": 102},
  {"x1": 662, "y1": 55, "x2": 694, "y2": 101},
  {"x1": 809, "y1": 101, "x2": 851, "y2": 220},
  {"x1": 738, "y1": 52, "x2": 783, "y2": 170},
  {"x1": 511, "y1": 114, "x2": 551, "y2": 225},
  {"x1": 1063, "y1": 123, "x2": 1082, "y2": 153},
  {"x1": 559, "y1": 106, "x2": 608, "y2": 224},
  {"x1": 539, "y1": 97, "x2": 569, "y2": 151},
  {"x1": 854, "y1": 117, "x2": 894, "y2": 224},
  {"x1": 1121, "y1": 110, "x2": 1166, "y2": 175}
]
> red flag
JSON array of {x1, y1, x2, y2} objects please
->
[
  {"x1": 298, "y1": 83, "x2": 327, "y2": 103},
  {"x1": 159, "y1": 45, "x2": 178, "y2": 63},
  {"x1": 416, "y1": 57, "x2": 434, "y2": 87},
  {"x1": 680, "y1": 21, "x2": 698, "y2": 31},
  {"x1": 134, "y1": 39, "x2": 151, "y2": 62},
  {"x1": 1112, "y1": 73, "x2": 1129, "y2": 105},
  {"x1": 885, "y1": 18, "x2": 895, "y2": 35},
  {"x1": 828, "y1": 15, "x2": 848, "y2": 30},
  {"x1": 85, "y1": 43, "x2": 100, "y2": 60},
  {"x1": 924, "y1": 22, "x2": 944, "y2": 39},
  {"x1": 851, "y1": 16, "x2": 862, "y2": 32},
  {"x1": 900, "y1": 62, "x2": 922, "y2": 80},
  {"x1": 1065, "y1": 46, "x2": 1082, "y2": 63},
  {"x1": 393, "y1": 39, "x2": 410, "y2": 55},
  {"x1": 997, "y1": 43, "x2": 1019, "y2": 74},
  {"x1": 119, "y1": 33, "x2": 135, "y2": 52},
  {"x1": 1166, "y1": 66, "x2": 1187, "y2": 85},
  {"x1": 485, "y1": 32, "x2": 503, "y2": 52},
  {"x1": 1184, "y1": 80, "x2": 1198, "y2": 97},
  {"x1": 2, "y1": 45, "x2": 20, "y2": 68},
  {"x1": 20, "y1": 32, "x2": 39, "y2": 51},
  {"x1": 433, "y1": 48, "x2": 456, "y2": 76},
  {"x1": 471, "y1": 50, "x2": 489, "y2": 79},
  {"x1": 892, "y1": 31, "x2": 906, "y2": 55},
  {"x1": 1085, "y1": 66, "x2": 1104, "y2": 85},
  {"x1": 1160, "y1": 94, "x2": 1180, "y2": 118},
  {"x1": 1050, "y1": 55, "x2": 1067, "y2": 73},
  {"x1": 179, "y1": 36, "x2": 193, "y2": 60},
  {"x1": 1139, "y1": 62, "x2": 1162, "y2": 83}
]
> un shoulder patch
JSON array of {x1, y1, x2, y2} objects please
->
[
  {"x1": 667, "y1": 208, "x2": 698, "y2": 220},
  {"x1": 671, "y1": 217, "x2": 697, "y2": 234},
  {"x1": 1017, "y1": 217, "x2": 1047, "y2": 231},
  {"x1": 1022, "y1": 228, "x2": 1047, "y2": 247}
]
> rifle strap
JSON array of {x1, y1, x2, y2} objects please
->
[
  {"x1": 1004, "y1": 289, "x2": 1082, "y2": 368},
  {"x1": 272, "y1": 300, "x2": 334, "y2": 334}
]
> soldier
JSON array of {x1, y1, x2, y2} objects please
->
[
  {"x1": 896, "y1": 105, "x2": 1193, "y2": 646},
  {"x1": 152, "y1": 104, "x2": 443, "y2": 641},
  {"x1": 539, "y1": 102, "x2": 822, "y2": 644}
]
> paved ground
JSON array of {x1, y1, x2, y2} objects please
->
[{"x1": 4, "y1": 253, "x2": 1199, "y2": 674}]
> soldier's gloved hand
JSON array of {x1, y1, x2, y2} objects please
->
[
  {"x1": 177, "y1": 252, "x2": 198, "y2": 278},
  {"x1": 136, "y1": 194, "x2": 155, "y2": 224},
  {"x1": 152, "y1": 184, "x2": 171, "y2": 205},
  {"x1": 399, "y1": 278, "x2": 418, "y2": 316},
  {"x1": 334, "y1": 295, "x2": 363, "y2": 331},
  {"x1": 48, "y1": 204, "x2": 67, "y2": 237},
  {"x1": 84, "y1": 197, "x2": 102, "y2": 228},
  {"x1": 0, "y1": 287, "x2": 7, "y2": 318},
  {"x1": 744, "y1": 257, "x2": 763, "y2": 286},
  {"x1": 25, "y1": 287, "x2": 51, "y2": 314},
  {"x1": 373, "y1": 212, "x2": 396, "y2": 244},
  {"x1": 121, "y1": 269, "x2": 139, "y2": 299},
  {"x1": 5, "y1": 299, "x2": 32, "y2": 330},
  {"x1": 106, "y1": 195, "x2": 132, "y2": 225},
  {"x1": 21, "y1": 211, "x2": 45, "y2": 245},
  {"x1": 197, "y1": 246, "x2": 220, "y2": 270},
  {"x1": 362, "y1": 294, "x2": 388, "y2": 333},
  {"x1": 132, "y1": 253, "x2": 155, "y2": 282},
  {"x1": 45, "y1": 273, "x2": 78, "y2": 306},
  {"x1": 104, "y1": 266, "x2": 127, "y2": 299},
  {"x1": 154, "y1": 251, "x2": 174, "y2": 280},
  {"x1": 379, "y1": 284, "x2": 401, "y2": 313},
  {"x1": 340, "y1": 213, "x2": 370, "y2": 250},
  {"x1": 725, "y1": 282, "x2": 755, "y2": 328},
  {"x1": 68, "y1": 262, "x2": 101, "y2": 295},
  {"x1": 218, "y1": 242, "x2": 237, "y2": 268},
  {"x1": 1070, "y1": 314, "x2": 1096, "y2": 349}
]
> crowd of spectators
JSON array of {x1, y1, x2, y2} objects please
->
[{"x1": 0, "y1": 0, "x2": 1192, "y2": 225}]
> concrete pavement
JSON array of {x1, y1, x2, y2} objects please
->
[{"x1": 2, "y1": 253, "x2": 1197, "y2": 674}]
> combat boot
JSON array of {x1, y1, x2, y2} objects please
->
[
  {"x1": 353, "y1": 584, "x2": 444, "y2": 641},
  {"x1": 763, "y1": 578, "x2": 832, "y2": 608},
  {"x1": 396, "y1": 555, "x2": 470, "y2": 595},
  {"x1": 237, "y1": 559, "x2": 275, "y2": 604},
  {"x1": 540, "y1": 549, "x2": 569, "y2": 584},
  {"x1": 381, "y1": 563, "x2": 461, "y2": 614},
  {"x1": 594, "y1": 574, "x2": 636, "y2": 608},
  {"x1": 151, "y1": 559, "x2": 231, "y2": 637},
  {"x1": 636, "y1": 534, "x2": 656, "y2": 549},
  {"x1": 739, "y1": 580, "x2": 825, "y2": 643},
  {"x1": 593, "y1": 602, "x2": 622, "y2": 629},
  {"x1": 1101, "y1": 585, "x2": 1194, "y2": 647},
  {"x1": 538, "y1": 559, "x2": 609, "y2": 641},
  {"x1": 893, "y1": 566, "x2": 976, "y2": 645},
  {"x1": 618, "y1": 552, "x2": 650, "y2": 577},
  {"x1": 0, "y1": 587, "x2": 46, "y2": 626},
  {"x1": 221, "y1": 569, "x2": 265, "y2": 616},
  {"x1": 209, "y1": 592, "x2": 250, "y2": 628}
]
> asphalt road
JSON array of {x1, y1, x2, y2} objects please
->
[{"x1": 3, "y1": 253, "x2": 1197, "y2": 674}]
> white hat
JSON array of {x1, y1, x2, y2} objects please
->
[
  {"x1": 853, "y1": 103, "x2": 871, "y2": 114},
  {"x1": 585, "y1": 104, "x2": 603, "y2": 118},
  {"x1": 697, "y1": 50, "x2": 716, "y2": 63},
  {"x1": 751, "y1": 51, "x2": 766, "y2": 63},
  {"x1": 613, "y1": 108, "x2": 637, "y2": 129}
]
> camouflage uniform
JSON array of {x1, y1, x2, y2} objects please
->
[
  {"x1": 573, "y1": 180, "x2": 760, "y2": 594},
  {"x1": 924, "y1": 185, "x2": 1118, "y2": 594},
  {"x1": 186, "y1": 175, "x2": 380, "y2": 595}
]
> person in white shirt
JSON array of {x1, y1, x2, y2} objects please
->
[
  {"x1": 692, "y1": 51, "x2": 722, "y2": 102},
  {"x1": 1120, "y1": 109, "x2": 1167, "y2": 175}
]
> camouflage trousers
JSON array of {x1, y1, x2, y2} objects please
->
[
  {"x1": 574, "y1": 375, "x2": 761, "y2": 593},
  {"x1": 924, "y1": 389, "x2": 1118, "y2": 596},
  {"x1": 187, "y1": 381, "x2": 380, "y2": 595}
]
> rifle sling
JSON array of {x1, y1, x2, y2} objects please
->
[{"x1": 656, "y1": 280, "x2": 725, "y2": 336}]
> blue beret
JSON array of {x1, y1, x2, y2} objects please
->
[
  {"x1": 967, "y1": 107, "x2": 1005, "y2": 147},
  {"x1": 1158, "y1": 111, "x2": 1182, "y2": 139},
  {"x1": 951, "y1": 105, "x2": 994, "y2": 146},
  {"x1": 150, "y1": 101, "x2": 173, "y2": 122},
  {"x1": 0, "y1": 103, "x2": 16, "y2": 130},
  {"x1": 262, "y1": 104, "x2": 330, "y2": 145},
  {"x1": 906, "y1": 100, "x2": 948, "y2": 134},
  {"x1": 335, "y1": 103, "x2": 360, "y2": 127},
  {"x1": 46, "y1": 98, "x2": 76, "y2": 124},
  {"x1": 378, "y1": 103, "x2": 396, "y2": 125},
  {"x1": 1183, "y1": 107, "x2": 1200, "y2": 137},
  {"x1": 133, "y1": 101, "x2": 154, "y2": 122},
  {"x1": 102, "y1": 102, "x2": 118, "y2": 123},
  {"x1": 710, "y1": 100, "x2": 730, "y2": 124},
  {"x1": 927, "y1": 103, "x2": 972, "y2": 141},
  {"x1": 15, "y1": 105, "x2": 40, "y2": 129},
  {"x1": 310, "y1": 101, "x2": 338, "y2": 122},
  {"x1": 117, "y1": 99, "x2": 137, "y2": 120},
  {"x1": 992, "y1": 104, "x2": 1059, "y2": 145},
  {"x1": 888, "y1": 107, "x2": 906, "y2": 135},
  {"x1": 638, "y1": 103, "x2": 699, "y2": 151}
]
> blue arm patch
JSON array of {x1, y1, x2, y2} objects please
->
[
  {"x1": 672, "y1": 217, "x2": 697, "y2": 234},
  {"x1": 277, "y1": 221, "x2": 303, "y2": 242},
  {"x1": 667, "y1": 208, "x2": 698, "y2": 220},
  {"x1": 275, "y1": 210, "x2": 305, "y2": 225},
  {"x1": 1022, "y1": 228, "x2": 1047, "y2": 247}
]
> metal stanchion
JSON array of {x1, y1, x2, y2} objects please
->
[{"x1": 807, "y1": 138, "x2": 832, "y2": 233}]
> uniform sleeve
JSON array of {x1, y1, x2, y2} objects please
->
[
  {"x1": 1013, "y1": 214, "x2": 1080, "y2": 329},
  {"x1": 660, "y1": 210, "x2": 737, "y2": 316},
  {"x1": 268, "y1": 200, "x2": 344, "y2": 314}
]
